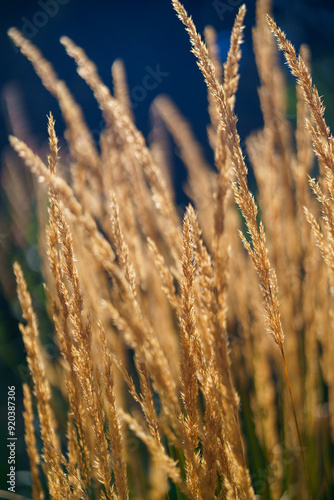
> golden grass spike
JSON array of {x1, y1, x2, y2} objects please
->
[
  {"x1": 223, "y1": 4, "x2": 245, "y2": 110},
  {"x1": 61, "y1": 38, "x2": 154, "y2": 233},
  {"x1": 66, "y1": 413, "x2": 91, "y2": 499},
  {"x1": 267, "y1": 16, "x2": 333, "y2": 175},
  {"x1": 187, "y1": 205, "x2": 254, "y2": 498},
  {"x1": 135, "y1": 356, "x2": 161, "y2": 443},
  {"x1": 112, "y1": 59, "x2": 134, "y2": 121},
  {"x1": 214, "y1": 3, "x2": 245, "y2": 193},
  {"x1": 304, "y1": 189, "x2": 334, "y2": 271},
  {"x1": 45, "y1": 116, "x2": 92, "y2": 490},
  {"x1": 178, "y1": 211, "x2": 201, "y2": 499},
  {"x1": 171, "y1": 0, "x2": 227, "y2": 123},
  {"x1": 147, "y1": 237, "x2": 179, "y2": 313},
  {"x1": 211, "y1": 9, "x2": 245, "y2": 301},
  {"x1": 173, "y1": 1, "x2": 314, "y2": 495},
  {"x1": 9, "y1": 135, "x2": 116, "y2": 266},
  {"x1": 254, "y1": 2, "x2": 295, "y2": 232},
  {"x1": 204, "y1": 25, "x2": 223, "y2": 86},
  {"x1": 23, "y1": 384, "x2": 45, "y2": 500},
  {"x1": 8, "y1": 28, "x2": 58, "y2": 96},
  {"x1": 204, "y1": 25, "x2": 223, "y2": 138},
  {"x1": 44, "y1": 114, "x2": 115, "y2": 496},
  {"x1": 109, "y1": 192, "x2": 137, "y2": 296},
  {"x1": 98, "y1": 322, "x2": 129, "y2": 500},
  {"x1": 268, "y1": 17, "x2": 334, "y2": 275},
  {"x1": 54, "y1": 205, "x2": 114, "y2": 498},
  {"x1": 180, "y1": 208, "x2": 202, "y2": 368},
  {"x1": 14, "y1": 262, "x2": 72, "y2": 499},
  {"x1": 7, "y1": 29, "x2": 100, "y2": 181},
  {"x1": 47, "y1": 113, "x2": 59, "y2": 175},
  {"x1": 254, "y1": 0, "x2": 286, "y2": 121},
  {"x1": 61, "y1": 36, "x2": 182, "y2": 258},
  {"x1": 254, "y1": 5, "x2": 305, "y2": 470},
  {"x1": 65, "y1": 415, "x2": 92, "y2": 500},
  {"x1": 295, "y1": 45, "x2": 313, "y2": 176}
]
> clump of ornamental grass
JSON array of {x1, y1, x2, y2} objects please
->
[{"x1": 2, "y1": 0, "x2": 334, "y2": 498}]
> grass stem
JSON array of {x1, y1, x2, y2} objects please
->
[{"x1": 282, "y1": 349, "x2": 313, "y2": 499}]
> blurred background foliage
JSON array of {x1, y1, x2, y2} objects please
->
[{"x1": 0, "y1": 0, "x2": 334, "y2": 495}]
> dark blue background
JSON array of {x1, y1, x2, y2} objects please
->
[{"x1": 1, "y1": 0, "x2": 334, "y2": 166}]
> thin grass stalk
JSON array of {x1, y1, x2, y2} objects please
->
[{"x1": 281, "y1": 350, "x2": 312, "y2": 498}]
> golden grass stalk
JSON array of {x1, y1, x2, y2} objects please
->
[
  {"x1": 178, "y1": 210, "x2": 201, "y2": 497},
  {"x1": 111, "y1": 58, "x2": 134, "y2": 121},
  {"x1": 7, "y1": 28, "x2": 102, "y2": 206},
  {"x1": 60, "y1": 36, "x2": 182, "y2": 261},
  {"x1": 45, "y1": 114, "x2": 92, "y2": 492},
  {"x1": 22, "y1": 384, "x2": 45, "y2": 500},
  {"x1": 172, "y1": 0, "x2": 283, "y2": 352},
  {"x1": 267, "y1": 17, "x2": 332, "y2": 171},
  {"x1": 268, "y1": 19, "x2": 334, "y2": 457},
  {"x1": 204, "y1": 25, "x2": 222, "y2": 141},
  {"x1": 98, "y1": 322, "x2": 129, "y2": 499},
  {"x1": 14, "y1": 262, "x2": 72, "y2": 499},
  {"x1": 8, "y1": 135, "x2": 116, "y2": 266},
  {"x1": 173, "y1": 0, "x2": 313, "y2": 496}
]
